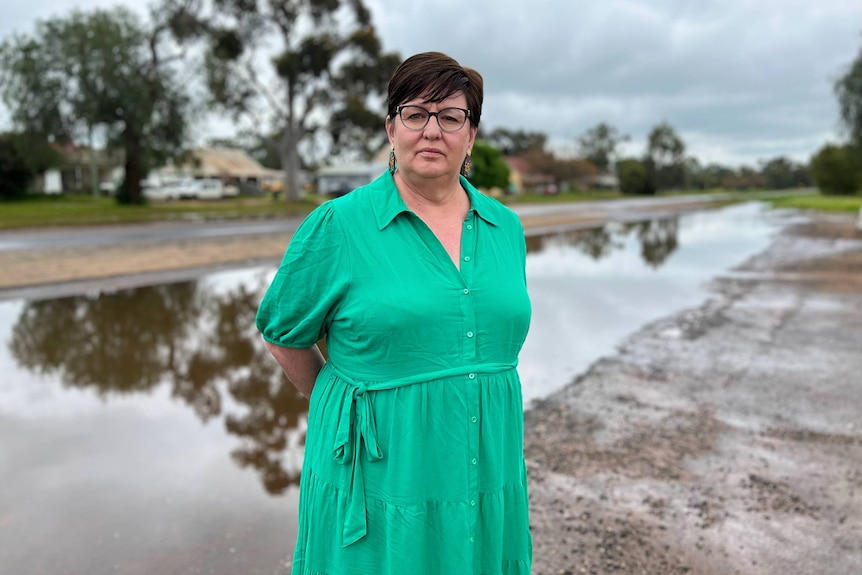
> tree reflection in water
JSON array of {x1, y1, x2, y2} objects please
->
[
  {"x1": 526, "y1": 216, "x2": 680, "y2": 268},
  {"x1": 9, "y1": 278, "x2": 307, "y2": 495},
  {"x1": 9, "y1": 217, "x2": 679, "y2": 496}
]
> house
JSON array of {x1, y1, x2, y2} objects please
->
[
  {"x1": 504, "y1": 156, "x2": 555, "y2": 195},
  {"x1": 38, "y1": 144, "x2": 124, "y2": 194},
  {"x1": 154, "y1": 147, "x2": 287, "y2": 194}
]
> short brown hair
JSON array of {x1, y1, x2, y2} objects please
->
[{"x1": 387, "y1": 52, "x2": 483, "y2": 127}]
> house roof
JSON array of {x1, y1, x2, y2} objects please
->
[
  {"x1": 504, "y1": 156, "x2": 532, "y2": 175},
  {"x1": 169, "y1": 147, "x2": 284, "y2": 179}
]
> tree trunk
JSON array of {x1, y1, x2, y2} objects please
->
[
  {"x1": 280, "y1": 124, "x2": 301, "y2": 201},
  {"x1": 88, "y1": 125, "x2": 99, "y2": 197},
  {"x1": 124, "y1": 127, "x2": 144, "y2": 204}
]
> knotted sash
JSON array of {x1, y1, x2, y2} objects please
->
[{"x1": 325, "y1": 361, "x2": 517, "y2": 547}]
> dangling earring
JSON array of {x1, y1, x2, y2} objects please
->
[
  {"x1": 461, "y1": 152, "x2": 472, "y2": 177},
  {"x1": 389, "y1": 148, "x2": 397, "y2": 175}
]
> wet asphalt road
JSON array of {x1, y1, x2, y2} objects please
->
[{"x1": 0, "y1": 193, "x2": 740, "y2": 253}]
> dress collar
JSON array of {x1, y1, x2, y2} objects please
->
[{"x1": 372, "y1": 172, "x2": 501, "y2": 231}]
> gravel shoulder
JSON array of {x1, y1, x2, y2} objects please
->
[{"x1": 526, "y1": 211, "x2": 862, "y2": 575}]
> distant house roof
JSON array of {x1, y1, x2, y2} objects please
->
[
  {"x1": 164, "y1": 147, "x2": 284, "y2": 180},
  {"x1": 504, "y1": 156, "x2": 531, "y2": 175},
  {"x1": 504, "y1": 156, "x2": 554, "y2": 186}
]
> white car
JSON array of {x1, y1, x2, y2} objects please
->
[
  {"x1": 177, "y1": 179, "x2": 227, "y2": 200},
  {"x1": 144, "y1": 178, "x2": 227, "y2": 200}
]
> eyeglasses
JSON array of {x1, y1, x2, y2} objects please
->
[{"x1": 395, "y1": 105, "x2": 471, "y2": 132}]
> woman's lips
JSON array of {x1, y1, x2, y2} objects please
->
[{"x1": 418, "y1": 148, "x2": 444, "y2": 156}]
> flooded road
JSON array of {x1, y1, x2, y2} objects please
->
[{"x1": 0, "y1": 202, "x2": 781, "y2": 575}]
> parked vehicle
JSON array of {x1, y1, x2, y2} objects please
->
[
  {"x1": 143, "y1": 178, "x2": 187, "y2": 201},
  {"x1": 143, "y1": 178, "x2": 229, "y2": 200},
  {"x1": 177, "y1": 179, "x2": 226, "y2": 200}
]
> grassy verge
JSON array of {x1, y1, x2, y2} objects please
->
[
  {"x1": 1, "y1": 188, "x2": 854, "y2": 230},
  {"x1": 0, "y1": 194, "x2": 322, "y2": 230},
  {"x1": 763, "y1": 194, "x2": 862, "y2": 213}
]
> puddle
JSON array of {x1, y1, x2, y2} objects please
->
[{"x1": 0, "y1": 201, "x2": 781, "y2": 575}]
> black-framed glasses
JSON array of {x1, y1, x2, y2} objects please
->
[{"x1": 395, "y1": 105, "x2": 471, "y2": 132}]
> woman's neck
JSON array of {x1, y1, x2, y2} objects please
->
[{"x1": 394, "y1": 171, "x2": 468, "y2": 216}]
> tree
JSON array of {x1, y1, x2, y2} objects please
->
[
  {"x1": 164, "y1": 0, "x2": 400, "y2": 200},
  {"x1": 482, "y1": 128, "x2": 547, "y2": 156},
  {"x1": 576, "y1": 122, "x2": 629, "y2": 172},
  {"x1": 759, "y1": 156, "x2": 811, "y2": 190},
  {"x1": 701, "y1": 163, "x2": 734, "y2": 189},
  {"x1": 616, "y1": 158, "x2": 653, "y2": 195},
  {"x1": 0, "y1": 133, "x2": 63, "y2": 198},
  {"x1": 836, "y1": 41, "x2": 862, "y2": 145},
  {"x1": 809, "y1": 143, "x2": 862, "y2": 195},
  {"x1": 467, "y1": 140, "x2": 510, "y2": 190},
  {"x1": 644, "y1": 121, "x2": 686, "y2": 191},
  {"x1": 0, "y1": 8, "x2": 190, "y2": 204}
]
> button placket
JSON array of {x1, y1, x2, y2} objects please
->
[
  {"x1": 462, "y1": 210, "x2": 481, "y2": 548},
  {"x1": 460, "y1": 211, "x2": 478, "y2": 361}
]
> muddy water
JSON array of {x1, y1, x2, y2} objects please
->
[{"x1": 0, "y1": 202, "x2": 780, "y2": 575}]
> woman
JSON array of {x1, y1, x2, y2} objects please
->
[{"x1": 256, "y1": 51, "x2": 532, "y2": 575}]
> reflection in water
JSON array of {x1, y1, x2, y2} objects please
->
[
  {"x1": 11, "y1": 284, "x2": 200, "y2": 394},
  {"x1": 527, "y1": 217, "x2": 680, "y2": 269},
  {"x1": 9, "y1": 280, "x2": 307, "y2": 495},
  {"x1": 7, "y1": 217, "x2": 680, "y2": 499}
]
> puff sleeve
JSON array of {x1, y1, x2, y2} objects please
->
[{"x1": 255, "y1": 204, "x2": 350, "y2": 348}]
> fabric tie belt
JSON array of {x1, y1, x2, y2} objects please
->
[{"x1": 326, "y1": 361, "x2": 517, "y2": 547}]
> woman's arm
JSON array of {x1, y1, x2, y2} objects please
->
[{"x1": 263, "y1": 340, "x2": 325, "y2": 398}]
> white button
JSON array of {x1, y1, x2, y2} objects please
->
[
  {"x1": 466, "y1": 331, "x2": 473, "y2": 338},
  {"x1": 471, "y1": 458, "x2": 477, "y2": 465},
  {"x1": 471, "y1": 416, "x2": 477, "y2": 423},
  {"x1": 470, "y1": 500, "x2": 476, "y2": 507},
  {"x1": 463, "y1": 256, "x2": 470, "y2": 262},
  {"x1": 466, "y1": 224, "x2": 473, "y2": 230},
  {"x1": 468, "y1": 374, "x2": 475, "y2": 380},
  {"x1": 463, "y1": 288, "x2": 470, "y2": 295}
]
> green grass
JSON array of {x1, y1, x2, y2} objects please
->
[
  {"x1": 764, "y1": 193, "x2": 862, "y2": 213},
  {"x1": 0, "y1": 194, "x2": 322, "y2": 230},
  {"x1": 1, "y1": 188, "x2": 856, "y2": 230}
]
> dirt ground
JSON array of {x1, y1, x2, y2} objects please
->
[
  {"x1": 2, "y1": 204, "x2": 860, "y2": 574},
  {"x1": 526, "y1": 211, "x2": 862, "y2": 575}
]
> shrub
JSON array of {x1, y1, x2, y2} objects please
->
[
  {"x1": 809, "y1": 143, "x2": 862, "y2": 195},
  {"x1": 616, "y1": 158, "x2": 654, "y2": 195}
]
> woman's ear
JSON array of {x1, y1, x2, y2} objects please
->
[
  {"x1": 467, "y1": 125, "x2": 478, "y2": 149},
  {"x1": 385, "y1": 116, "x2": 395, "y2": 145}
]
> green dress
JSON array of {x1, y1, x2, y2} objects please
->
[{"x1": 256, "y1": 172, "x2": 532, "y2": 575}]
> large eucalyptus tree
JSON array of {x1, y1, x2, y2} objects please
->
[{"x1": 162, "y1": 0, "x2": 400, "y2": 200}]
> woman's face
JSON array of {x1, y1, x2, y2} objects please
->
[{"x1": 386, "y1": 90, "x2": 477, "y2": 183}]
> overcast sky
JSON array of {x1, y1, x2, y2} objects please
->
[{"x1": 2, "y1": 0, "x2": 861, "y2": 167}]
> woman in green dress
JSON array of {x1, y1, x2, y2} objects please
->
[{"x1": 256, "y1": 51, "x2": 532, "y2": 575}]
